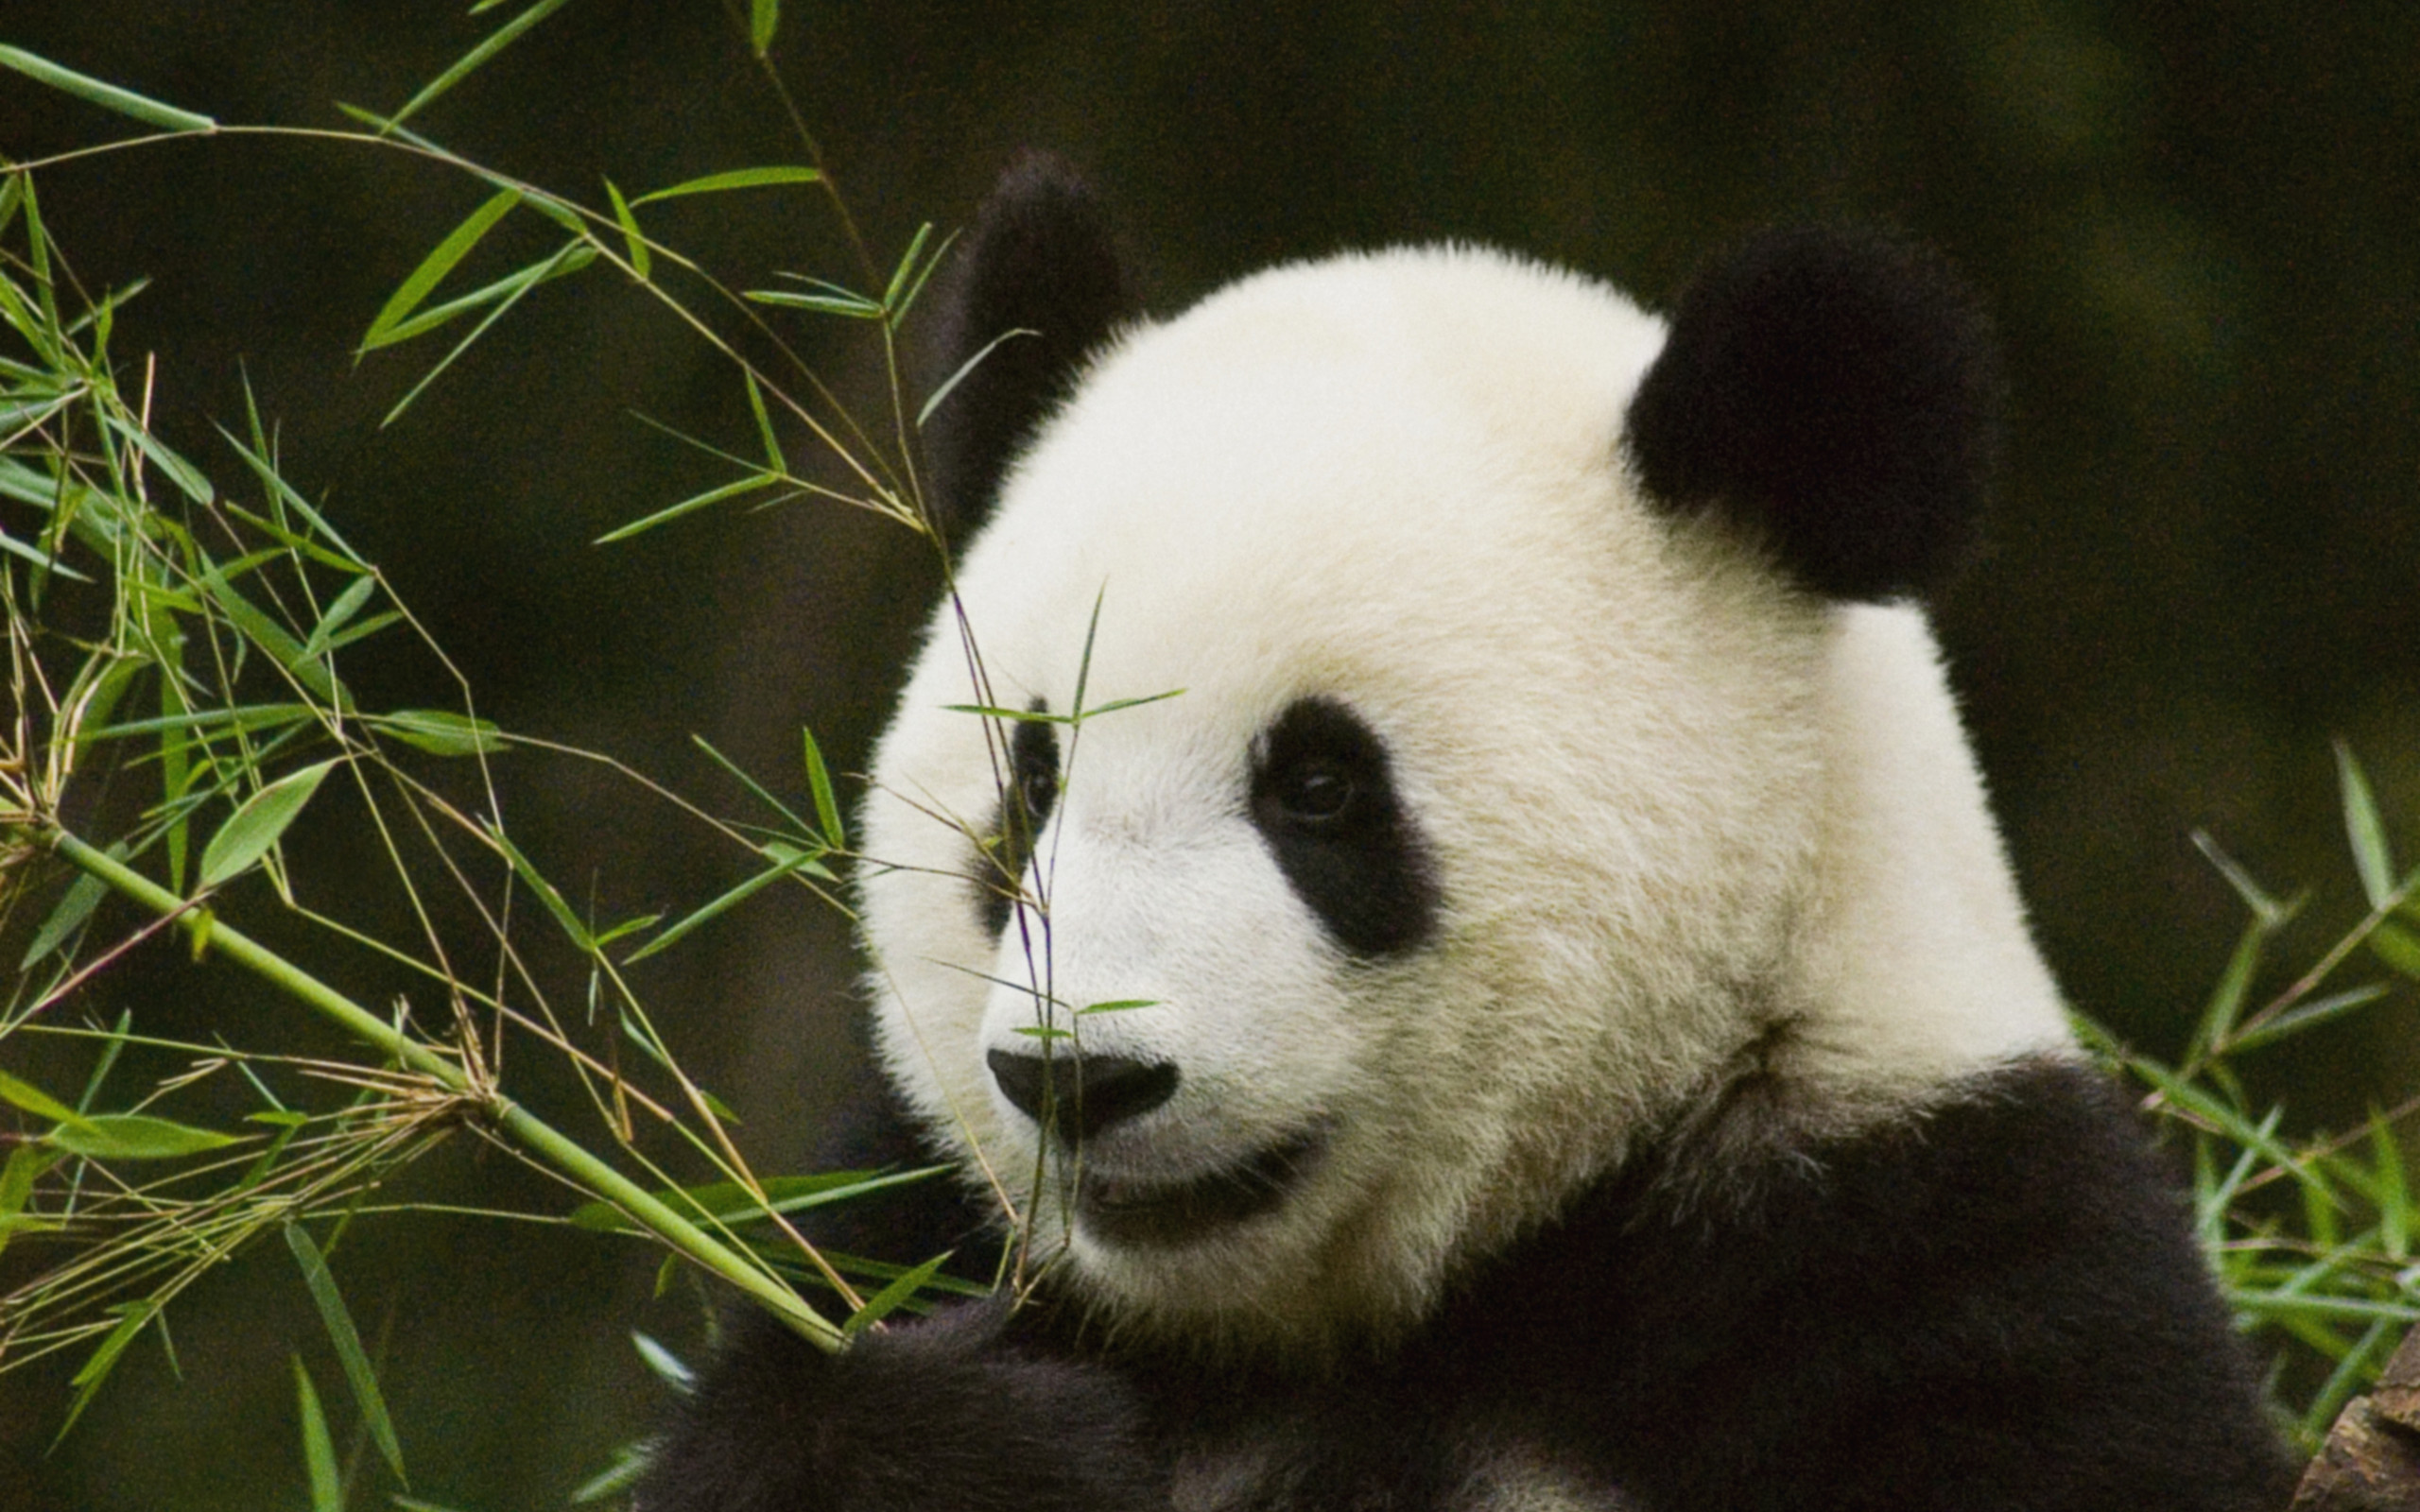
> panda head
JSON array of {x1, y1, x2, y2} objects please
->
[{"x1": 857, "y1": 156, "x2": 2071, "y2": 1350}]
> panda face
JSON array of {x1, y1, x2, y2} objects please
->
[{"x1": 859, "y1": 248, "x2": 1854, "y2": 1345}]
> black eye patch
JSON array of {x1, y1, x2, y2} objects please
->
[
  {"x1": 1248, "y1": 697, "x2": 1440, "y2": 957},
  {"x1": 975, "y1": 701, "x2": 1061, "y2": 936}
]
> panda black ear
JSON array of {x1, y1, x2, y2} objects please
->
[
  {"x1": 1621, "y1": 226, "x2": 2005, "y2": 602},
  {"x1": 920, "y1": 152, "x2": 1141, "y2": 543}
]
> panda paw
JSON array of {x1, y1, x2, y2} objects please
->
[{"x1": 631, "y1": 1301, "x2": 1164, "y2": 1512}]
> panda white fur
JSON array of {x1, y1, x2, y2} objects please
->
[{"x1": 637, "y1": 156, "x2": 2291, "y2": 1511}]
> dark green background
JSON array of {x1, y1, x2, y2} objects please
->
[{"x1": 3, "y1": 3, "x2": 2416, "y2": 1507}]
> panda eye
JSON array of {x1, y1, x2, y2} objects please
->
[{"x1": 1276, "y1": 763, "x2": 1355, "y2": 824}]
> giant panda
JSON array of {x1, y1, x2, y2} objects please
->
[{"x1": 635, "y1": 155, "x2": 2294, "y2": 1512}]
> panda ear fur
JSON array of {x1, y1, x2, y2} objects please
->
[
  {"x1": 920, "y1": 152, "x2": 1141, "y2": 543},
  {"x1": 1621, "y1": 226, "x2": 2006, "y2": 602}
]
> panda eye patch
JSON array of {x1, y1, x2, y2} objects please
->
[
  {"x1": 974, "y1": 701, "x2": 1060, "y2": 936},
  {"x1": 1249, "y1": 697, "x2": 1440, "y2": 957}
]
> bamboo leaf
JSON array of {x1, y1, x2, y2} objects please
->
[
  {"x1": 384, "y1": 0, "x2": 575, "y2": 130},
  {"x1": 630, "y1": 1332, "x2": 694, "y2": 1396},
  {"x1": 749, "y1": 0, "x2": 780, "y2": 56},
  {"x1": 917, "y1": 327, "x2": 1034, "y2": 428},
  {"x1": 362, "y1": 189, "x2": 522, "y2": 352},
  {"x1": 56, "y1": 1301, "x2": 155, "y2": 1443},
  {"x1": 298, "y1": 573, "x2": 380, "y2": 660},
  {"x1": 381, "y1": 242, "x2": 596, "y2": 427},
  {"x1": 2368, "y1": 920, "x2": 2420, "y2": 981},
  {"x1": 880, "y1": 223, "x2": 934, "y2": 312},
  {"x1": 371, "y1": 709, "x2": 504, "y2": 757},
  {"x1": 604, "y1": 179, "x2": 651, "y2": 281},
  {"x1": 48, "y1": 1113, "x2": 241, "y2": 1160},
  {"x1": 294, "y1": 1355, "x2": 343, "y2": 1512},
  {"x1": 2337, "y1": 741, "x2": 2397, "y2": 911},
  {"x1": 743, "y1": 287, "x2": 884, "y2": 320},
  {"x1": 2229, "y1": 983, "x2": 2393, "y2": 1054},
  {"x1": 843, "y1": 1252, "x2": 951, "y2": 1338},
  {"x1": 484, "y1": 823, "x2": 593, "y2": 952},
  {"x1": 566, "y1": 1167, "x2": 942, "y2": 1232},
  {"x1": 287, "y1": 1223, "x2": 409, "y2": 1486},
  {"x1": 20, "y1": 868, "x2": 108, "y2": 970},
  {"x1": 743, "y1": 369, "x2": 786, "y2": 475},
  {"x1": 803, "y1": 725, "x2": 844, "y2": 850},
  {"x1": 0, "y1": 1070, "x2": 95, "y2": 1130},
  {"x1": 2191, "y1": 830, "x2": 2292, "y2": 929},
  {"x1": 594, "y1": 471, "x2": 782, "y2": 544},
  {"x1": 571, "y1": 1443, "x2": 654, "y2": 1503},
  {"x1": 630, "y1": 166, "x2": 821, "y2": 205},
  {"x1": 200, "y1": 759, "x2": 340, "y2": 889},
  {"x1": 622, "y1": 846, "x2": 832, "y2": 965},
  {"x1": 0, "y1": 46, "x2": 216, "y2": 132}
]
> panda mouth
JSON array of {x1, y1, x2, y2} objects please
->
[{"x1": 1076, "y1": 1125, "x2": 1330, "y2": 1246}]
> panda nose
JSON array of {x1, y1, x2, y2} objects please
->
[{"x1": 986, "y1": 1050, "x2": 1181, "y2": 1143}]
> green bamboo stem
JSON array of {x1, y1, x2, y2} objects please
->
[{"x1": 34, "y1": 821, "x2": 845, "y2": 1352}]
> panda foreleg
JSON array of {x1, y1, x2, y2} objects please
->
[{"x1": 631, "y1": 1300, "x2": 1166, "y2": 1512}]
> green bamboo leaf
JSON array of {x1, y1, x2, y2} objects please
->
[
  {"x1": 102, "y1": 414, "x2": 215, "y2": 504},
  {"x1": 803, "y1": 725, "x2": 844, "y2": 850},
  {"x1": 371, "y1": 709, "x2": 505, "y2": 757},
  {"x1": 362, "y1": 188, "x2": 522, "y2": 351},
  {"x1": 21, "y1": 868, "x2": 107, "y2": 970},
  {"x1": 385, "y1": 0, "x2": 575, "y2": 130},
  {"x1": 571, "y1": 1443, "x2": 654, "y2": 1503},
  {"x1": 631, "y1": 1331, "x2": 695, "y2": 1395},
  {"x1": 0, "y1": 46, "x2": 215, "y2": 132},
  {"x1": 691, "y1": 734, "x2": 809, "y2": 835},
  {"x1": 0, "y1": 1070, "x2": 95, "y2": 1130},
  {"x1": 484, "y1": 822, "x2": 593, "y2": 952},
  {"x1": 56, "y1": 1301, "x2": 155, "y2": 1444},
  {"x1": 2337, "y1": 741, "x2": 2397, "y2": 911},
  {"x1": 2372, "y1": 1111, "x2": 2411, "y2": 1263},
  {"x1": 744, "y1": 286, "x2": 885, "y2": 320},
  {"x1": 382, "y1": 242, "x2": 596, "y2": 428},
  {"x1": 360, "y1": 248, "x2": 589, "y2": 352},
  {"x1": 287, "y1": 1223, "x2": 408, "y2": 1486},
  {"x1": 193, "y1": 565, "x2": 340, "y2": 703},
  {"x1": 49, "y1": 1113, "x2": 241, "y2": 1160},
  {"x1": 622, "y1": 846, "x2": 833, "y2": 965},
  {"x1": 2368, "y1": 920, "x2": 2420, "y2": 981},
  {"x1": 604, "y1": 179, "x2": 651, "y2": 282},
  {"x1": 0, "y1": 1145, "x2": 64, "y2": 1257},
  {"x1": 295, "y1": 1355, "x2": 342, "y2": 1512},
  {"x1": 566, "y1": 1167, "x2": 942, "y2": 1232},
  {"x1": 881, "y1": 223, "x2": 934, "y2": 312},
  {"x1": 629, "y1": 166, "x2": 821, "y2": 206},
  {"x1": 200, "y1": 759, "x2": 339, "y2": 889},
  {"x1": 594, "y1": 471, "x2": 782, "y2": 544},
  {"x1": 298, "y1": 573, "x2": 380, "y2": 660},
  {"x1": 744, "y1": 369, "x2": 786, "y2": 475},
  {"x1": 2228, "y1": 983, "x2": 2392, "y2": 1054},
  {"x1": 749, "y1": 0, "x2": 780, "y2": 55},
  {"x1": 2188, "y1": 920, "x2": 2264, "y2": 1062},
  {"x1": 83, "y1": 703, "x2": 316, "y2": 742},
  {"x1": 843, "y1": 1252, "x2": 952, "y2": 1339},
  {"x1": 917, "y1": 327, "x2": 1035, "y2": 428},
  {"x1": 2190, "y1": 830, "x2": 2292, "y2": 929}
]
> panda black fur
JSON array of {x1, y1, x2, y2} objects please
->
[{"x1": 636, "y1": 156, "x2": 2293, "y2": 1512}]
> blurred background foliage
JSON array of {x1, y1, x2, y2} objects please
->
[{"x1": 0, "y1": 1, "x2": 2415, "y2": 1507}]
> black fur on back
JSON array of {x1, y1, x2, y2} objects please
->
[
  {"x1": 919, "y1": 153, "x2": 1140, "y2": 543},
  {"x1": 1623, "y1": 225, "x2": 2005, "y2": 603},
  {"x1": 635, "y1": 1058, "x2": 2294, "y2": 1511}
]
